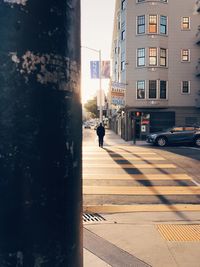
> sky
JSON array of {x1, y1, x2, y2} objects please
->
[{"x1": 81, "y1": 0, "x2": 116, "y2": 103}]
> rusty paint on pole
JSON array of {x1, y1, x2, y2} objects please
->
[{"x1": 0, "y1": 0, "x2": 82, "y2": 266}]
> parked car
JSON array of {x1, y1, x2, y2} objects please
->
[
  {"x1": 146, "y1": 126, "x2": 200, "y2": 147},
  {"x1": 84, "y1": 124, "x2": 91, "y2": 129}
]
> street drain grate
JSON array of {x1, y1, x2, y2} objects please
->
[
  {"x1": 157, "y1": 224, "x2": 200, "y2": 241},
  {"x1": 83, "y1": 213, "x2": 106, "y2": 223}
]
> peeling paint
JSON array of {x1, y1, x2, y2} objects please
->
[
  {"x1": 4, "y1": 0, "x2": 28, "y2": 5},
  {"x1": 10, "y1": 52, "x2": 20, "y2": 64},
  {"x1": 9, "y1": 51, "x2": 80, "y2": 92}
]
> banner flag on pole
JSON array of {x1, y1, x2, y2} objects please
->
[
  {"x1": 90, "y1": 60, "x2": 110, "y2": 79},
  {"x1": 90, "y1": 61, "x2": 99, "y2": 79},
  {"x1": 101, "y1": 61, "x2": 110, "y2": 79}
]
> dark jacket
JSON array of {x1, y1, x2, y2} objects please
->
[{"x1": 96, "y1": 125, "x2": 105, "y2": 137}]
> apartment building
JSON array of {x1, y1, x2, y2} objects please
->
[{"x1": 109, "y1": 0, "x2": 200, "y2": 141}]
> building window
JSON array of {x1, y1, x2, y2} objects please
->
[
  {"x1": 149, "y1": 48, "x2": 157, "y2": 66},
  {"x1": 121, "y1": 0, "x2": 126, "y2": 10},
  {"x1": 182, "y1": 81, "x2": 190, "y2": 94},
  {"x1": 160, "y1": 81, "x2": 167, "y2": 99},
  {"x1": 137, "y1": 0, "x2": 145, "y2": 2},
  {"x1": 137, "y1": 48, "x2": 145, "y2": 66},
  {"x1": 181, "y1": 17, "x2": 190, "y2": 30},
  {"x1": 137, "y1": 80, "x2": 145, "y2": 99},
  {"x1": 121, "y1": 61, "x2": 125, "y2": 71},
  {"x1": 181, "y1": 49, "x2": 190, "y2": 62},
  {"x1": 160, "y1": 48, "x2": 167, "y2": 66},
  {"x1": 149, "y1": 80, "x2": 157, "y2": 99},
  {"x1": 149, "y1": 15, "x2": 157, "y2": 34},
  {"x1": 121, "y1": 30, "x2": 125, "y2": 40},
  {"x1": 160, "y1": 0, "x2": 168, "y2": 2},
  {"x1": 160, "y1": 16, "x2": 167, "y2": 34},
  {"x1": 137, "y1": 15, "x2": 145, "y2": 34},
  {"x1": 118, "y1": 21, "x2": 121, "y2": 30}
]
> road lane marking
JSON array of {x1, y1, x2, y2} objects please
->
[
  {"x1": 83, "y1": 173, "x2": 192, "y2": 180},
  {"x1": 83, "y1": 204, "x2": 200, "y2": 213},
  {"x1": 83, "y1": 186, "x2": 200, "y2": 195}
]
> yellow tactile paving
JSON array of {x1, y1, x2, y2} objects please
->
[
  {"x1": 83, "y1": 173, "x2": 192, "y2": 180},
  {"x1": 83, "y1": 163, "x2": 177, "y2": 169},
  {"x1": 83, "y1": 186, "x2": 200, "y2": 195},
  {"x1": 157, "y1": 224, "x2": 200, "y2": 241},
  {"x1": 83, "y1": 204, "x2": 200, "y2": 213}
]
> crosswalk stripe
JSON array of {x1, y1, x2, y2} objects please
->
[
  {"x1": 83, "y1": 152, "x2": 157, "y2": 155},
  {"x1": 83, "y1": 157, "x2": 165, "y2": 161},
  {"x1": 83, "y1": 186, "x2": 200, "y2": 195},
  {"x1": 83, "y1": 163, "x2": 177, "y2": 169},
  {"x1": 83, "y1": 173, "x2": 192, "y2": 180},
  {"x1": 83, "y1": 204, "x2": 200, "y2": 213}
]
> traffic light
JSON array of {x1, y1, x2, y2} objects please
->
[{"x1": 135, "y1": 111, "x2": 141, "y2": 117}]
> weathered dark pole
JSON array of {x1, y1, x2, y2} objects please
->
[{"x1": 0, "y1": 0, "x2": 82, "y2": 266}]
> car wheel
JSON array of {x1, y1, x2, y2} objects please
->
[
  {"x1": 156, "y1": 137, "x2": 167, "y2": 147},
  {"x1": 194, "y1": 137, "x2": 200, "y2": 147}
]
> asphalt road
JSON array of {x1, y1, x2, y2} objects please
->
[{"x1": 83, "y1": 128, "x2": 200, "y2": 213}]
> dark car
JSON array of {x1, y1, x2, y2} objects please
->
[
  {"x1": 84, "y1": 124, "x2": 91, "y2": 129},
  {"x1": 146, "y1": 126, "x2": 200, "y2": 147}
]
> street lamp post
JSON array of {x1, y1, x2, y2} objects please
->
[
  {"x1": 0, "y1": 1, "x2": 82, "y2": 266},
  {"x1": 82, "y1": 46, "x2": 103, "y2": 122}
]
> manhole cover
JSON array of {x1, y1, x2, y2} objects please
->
[
  {"x1": 83, "y1": 213, "x2": 106, "y2": 223},
  {"x1": 157, "y1": 224, "x2": 200, "y2": 241}
]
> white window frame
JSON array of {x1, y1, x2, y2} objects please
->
[
  {"x1": 181, "y1": 81, "x2": 190, "y2": 94},
  {"x1": 136, "y1": 80, "x2": 146, "y2": 100},
  {"x1": 148, "y1": 15, "x2": 158, "y2": 34},
  {"x1": 121, "y1": 0, "x2": 126, "y2": 10},
  {"x1": 181, "y1": 17, "x2": 190, "y2": 30},
  {"x1": 159, "y1": 80, "x2": 168, "y2": 99},
  {"x1": 149, "y1": 47, "x2": 157, "y2": 66},
  {"x1": 137, "y1": 15, "x2": 145, "y2": 34},
  {"x1": 160, "y1": 48, "x2": 167, "y2": 67},
  {"x1": 137, "y1": 48, "x2": 146, "y2": 67},
  {"x1": 160, "y1": 15, "x2": 167, "y2": 35},
  {"x1": 121, "y1": 30, "x2": 125, "y2": 40},
  {"x1": 121, "y1": 61, "x2": 125, "y2": 71},
  {"x1": 148, "y1": 80, "x2": 158, "y2": 99},
  {"x1": 181, "y1": 49, "x2": 190, "y2": 62}
]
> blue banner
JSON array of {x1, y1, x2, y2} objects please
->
[{"x1": 90, "y1": 61, "x2": 99, "y2": 79}]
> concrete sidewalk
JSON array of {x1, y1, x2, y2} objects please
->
[{"x1": 83, "y1": 130, "x2": 200, "y2": 267}]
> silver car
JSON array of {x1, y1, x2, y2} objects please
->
[{"x1": 146, "y1": 126, "x2": 200, "y2": 147}]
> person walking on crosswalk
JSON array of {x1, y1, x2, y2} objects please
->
[{"x1": 96, "y1": 123, "x2": 105, "y2": 148}]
